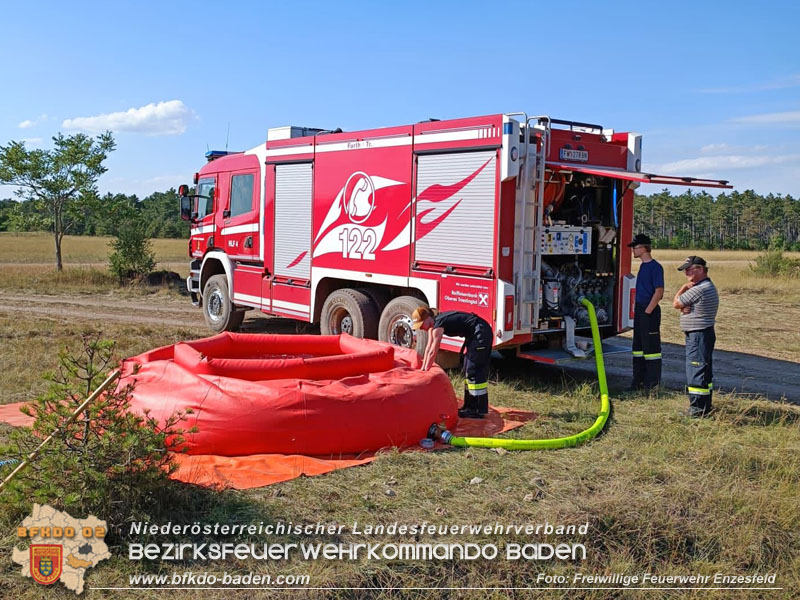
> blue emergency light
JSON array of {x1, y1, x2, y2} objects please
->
[{"x1": 205, "y1": 150, "x2": 229, "y2": 161}]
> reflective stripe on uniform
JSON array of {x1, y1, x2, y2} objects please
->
[
  {"x1": 632, "y1": 351, "x2": 644, "y2": 357},
  {"x1": 471, "y1": 388, "x2": 488, "y2": 396},
  {"x1": 688, "y1": 386, "x2": 711, "y2": 395},
  {"x1": 644, "y1": 353, "x2": 661, "y2": 360},
  {"x1": 467, "y1": 382, "x2": 488, "y2": 391}
]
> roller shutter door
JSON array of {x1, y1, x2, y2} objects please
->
[
  {"x1": 274, "y1": 163, "x2": 313, "y2": 279},
  {"x1": 414, "y1": 151, "x2": 496, "y2": 268}
]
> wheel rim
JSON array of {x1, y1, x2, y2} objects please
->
[
  {"x1": 329, "y1": 307, "x2": 354, "y2": 335},
  {"x1": 207, "y1": 288, "x2": 224, "y2": 323},
  {"x1": 388, "y1": 315, "x2": 415, "y2": 348}
]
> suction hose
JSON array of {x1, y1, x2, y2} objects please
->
[{"x1": 429, "y1": 298, "x2": 609, "y2": 450}]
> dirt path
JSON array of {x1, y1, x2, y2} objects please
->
[
  {"x1": 2, "y1": 291, "x2": 797, "y2": 403},
  {"x1": 562, "y1": 337, "x2": 800, "y2": 403},
  {"x1": 0, "y1": 292, "x2": 204, "y2": 329},
  {"x1": 0, "y1": 292, "x2": 312, "y2": 333}
]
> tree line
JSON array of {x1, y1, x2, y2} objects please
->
[
  {"x1": 5, "y1": 187, "x2": 797, "y2": 251},
  {"x1": 633, "y1": 189, "x2": 800, "y2": 251},
  {"x1": 0, "y1": 189, "x2": 189, "y2": 239}
]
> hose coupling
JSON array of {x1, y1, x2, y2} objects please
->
[{"x1": 426, "y1": 423, "x2": 454, "y2": 445}]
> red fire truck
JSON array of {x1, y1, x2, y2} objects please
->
[{"x1": 179, "y1": 113, "x2": 729, "y2": 362}]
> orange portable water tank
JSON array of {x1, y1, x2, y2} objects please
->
[{"x1": 120, "y1": 333, "x2": 458, "y2": 456}]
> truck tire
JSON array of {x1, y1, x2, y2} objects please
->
[
  {"x1": 202, "y1": 274, "x2": 244, "y2": 332},
  {"x1": 379, "y1": 296, "x2": 427, "y2": 355},
  {"x1": 357, "y1": 287, "x2": 389, "y2": 315},
  {"x1": 320, "y1": 288, "x2": 379, "y2": 339}
]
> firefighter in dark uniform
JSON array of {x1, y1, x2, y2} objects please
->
[
  {"x1": 628, "y1": 233, "x2": 664, "y2": 391},
  {"x1": 673, "y1": 256, "x2": 719, "y2": 417},
  {"x1": 412, "y1": 307, "x2": 492, "y2": 419}
]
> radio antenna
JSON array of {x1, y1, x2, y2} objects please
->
[{"x1": 225, "y1": 122, "x2": 230, "y2": 152}]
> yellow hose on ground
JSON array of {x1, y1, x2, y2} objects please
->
[{"x1": 438, "y1": 298, "x2": 610, "y2": 450}]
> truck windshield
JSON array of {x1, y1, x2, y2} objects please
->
[{"x1": 196, "y1": 177, "x2": 216, "y2": 219}]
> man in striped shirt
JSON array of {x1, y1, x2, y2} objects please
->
[{"x1": 673, "y1": 256, "x2": 720, "y2": 417}]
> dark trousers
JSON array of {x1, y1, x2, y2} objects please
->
[
  {"x1": 685, "y1": 327, "x2": 715, "y2": 415},
  {"x1": 463, "y1": 324, "x2": 492, "y2": 414},
  {"x1": 632, "y1": 304, "x2": 662, "y2": 388}
]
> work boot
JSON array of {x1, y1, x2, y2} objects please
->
[
  {"x1": 458, "y1": 387, "x2": 482, "y2": 419},
  {"x1": 687, "y1": 394, "x2": 708, "y2": 418},
  {"x1": 703, "y1": 392, "x2": 714, "y2": 416},
  {"x1": 475, "y1": 392, "x2": 489, "y2": 416}
]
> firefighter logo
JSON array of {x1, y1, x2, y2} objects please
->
[
  {"x1": 343, "y1": 171, "x2": 375, "y2": 224},
  {"x1": 30, "y1": 545, "x2": 63, "y2": 585}
]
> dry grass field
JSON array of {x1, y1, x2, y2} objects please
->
[
  {"x1": 0, "y1": 233, "x2": 188, "y2": 292},
  {"x1": 635, "y1": 249, "x2": 800, "y2": 362},
  {"x1": 0, "y1": 232, "x2": 188, "y2": 264},
  {"x1": 0, "y1": 233, "x2": 799, "y2": 598}
]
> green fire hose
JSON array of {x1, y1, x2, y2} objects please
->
[{"x1": 429, "y1": 297, "x2": 610, "y2": 450}]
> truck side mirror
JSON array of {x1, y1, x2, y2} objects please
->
[
  {"x1": 178, "y1": 184, "x2": 190, "y2": 197},
  {"x1": 179, "y1": 190, "x2": 193, "y2": 222}
]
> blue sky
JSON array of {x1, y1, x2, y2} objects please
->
[{"x1": 2, "y1": 0, "x2": 799, "y2": 199}]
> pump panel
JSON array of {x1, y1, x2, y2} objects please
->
[{"x1": 537, "y1": 226, "x2": 591, "y2": 255}]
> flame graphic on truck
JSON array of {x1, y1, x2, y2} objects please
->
[{"x1": 382, "y1": 157, "x2": 492, "y2": 252}]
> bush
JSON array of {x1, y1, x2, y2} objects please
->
[
  {"x1": 1, "y1": 334, "x2": 192, "y2": 533},
  {"x1": 749, "y1": 249, "x2": 800, "y2": 279},
  {"x1": 108, "y1": 219, "x2": 156, "y2": 283}
]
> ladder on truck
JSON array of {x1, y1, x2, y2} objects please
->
[{"x1": 513, "y1": 115, "x2": 551, "y2": 332}]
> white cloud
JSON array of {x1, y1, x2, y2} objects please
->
[
  {"x1": 700, "y1": 143, "x2": 732, "y2": 154},
  {"x1": 700, "y1": 143, "x2": 770, "y2": 154},
  {"x1": 729, "y1": 110, "x2": 800, "y2": 127},
  {"x1": 21, "y1": 137, "x2": 42, "y2": 145},
  {"x1": 18, "y1": 114, "x2": 48, "y2": 129},
  {"x1": 696, "y1": 74, "x2": 800, "y2": 94},
  {"x1": 62, "y1": 100, "x2": 194, "y2": 135},
  {"x1": 652, "y1": 153, "x2": 800, "y2": 174}
]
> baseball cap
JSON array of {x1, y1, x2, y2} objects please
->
[
  {"x1": 411, "y1": 308, "x2": 426, "y2": 330},
  {"x1": 677, "y1": 256, "x2": 707, "y2": 271},
  {"x1": 627, "y1": 233, "x2": 652, "y2": 247}
]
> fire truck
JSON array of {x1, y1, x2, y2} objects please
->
[{"x1": 178, "y1": 113, "x2": 730, "y2": 363}]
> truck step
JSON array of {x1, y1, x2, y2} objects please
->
[{"x1": 517, "y1": 340, "x2": 629, "y2": 365}]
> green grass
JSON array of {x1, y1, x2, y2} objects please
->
[{"x1": 0, "y1": 311, "x2": 799, "y2": 599}]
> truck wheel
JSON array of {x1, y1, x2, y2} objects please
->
[
  {"x1": 202, "y1": 274, "x2": 244, "y2": 332},
  {"x1": 320, "y1": 288, "x2": 379, "y2": 339},
  {"x1": 379, "y1": 296, "x2": 427, "y2": 354}
]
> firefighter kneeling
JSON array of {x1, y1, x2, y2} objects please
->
[{"x1": 413, "y1": 307, "x2": 492, "y2": 419}]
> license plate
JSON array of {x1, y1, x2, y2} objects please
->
[{"x1": 559, "y1": 148, "x2": 589, "y2": 162}]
